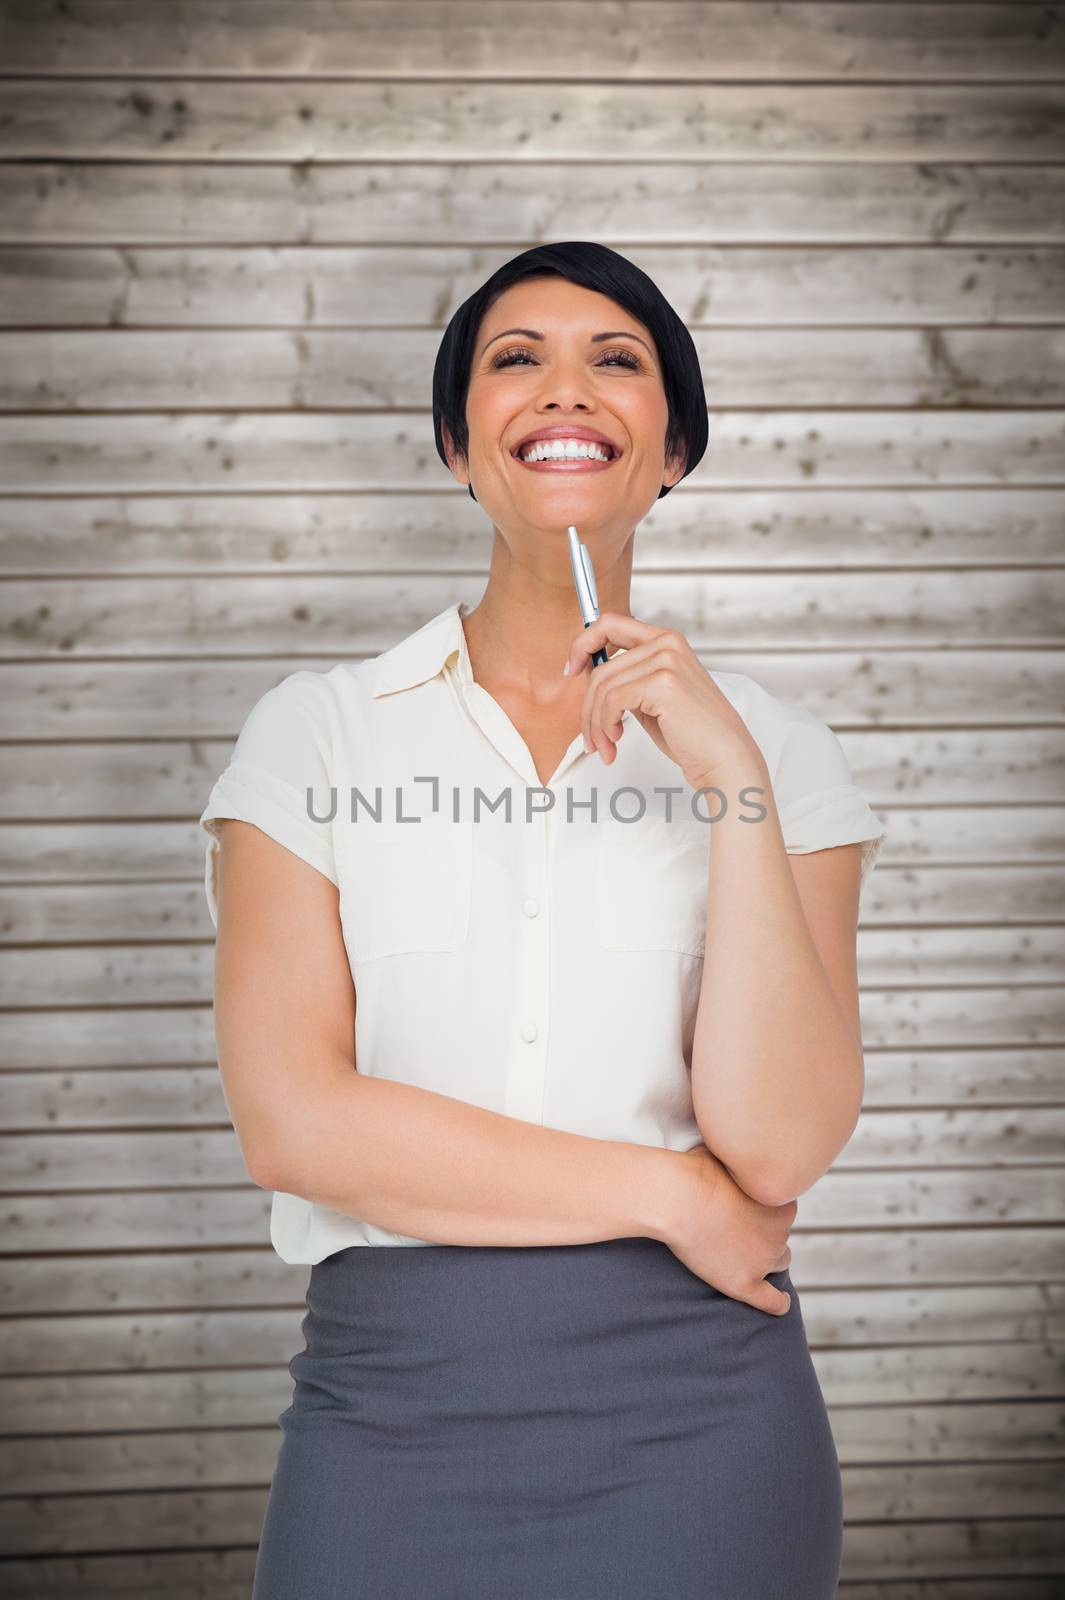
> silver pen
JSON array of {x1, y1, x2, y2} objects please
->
[{"x1": 566, "y1": 526, "x2": 609, "y2": 667}]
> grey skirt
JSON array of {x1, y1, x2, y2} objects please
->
[{"x1": 252, "y1": 1237, "x2": 843, "y2": 1600}]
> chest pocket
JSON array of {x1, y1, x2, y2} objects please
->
[
  {"x1": 594, "y1": 813, "x2": 709, "y2": 957},
  {"x1": 336, "y1": 815, "x2": 473, "y2": 965}
]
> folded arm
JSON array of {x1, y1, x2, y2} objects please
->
[{"x1": 209, "y1": 818, "x2": 684, "y2": 1249}]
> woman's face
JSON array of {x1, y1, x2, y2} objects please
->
[{"x1": 444, "y1": 276, "x2": 687, "y2": 552}]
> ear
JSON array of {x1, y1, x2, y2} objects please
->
[
  {"x1": 663, "y1": 441, "x2": 688, "y2": 489},
  {"x1": 441, "y1": 421, "x2": 470, "y2": 487}
]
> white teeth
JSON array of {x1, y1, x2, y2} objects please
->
[{"x1": 519, "y1": 438, "x2": 612, "y2": 463}]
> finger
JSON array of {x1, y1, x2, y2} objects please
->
[
  {"x1": 745, "y1": 1280, "x2": 792, "y2": 1317},
  {"x1": 582, "y1": 662, "x2": 639, "y2": 761},
  {"x1": 585, "y1": 650, "x2": 672, "y2": 735},
  {"x1": 577, "y1": 630, "x2": 687, "y2": 754},
  {"x1": 584, "y1": 705, "x2": 622, "y2": 763},
  {"x1": 584, "y1": 652, "x2": 676, "y2": 763},
  {"x1": 563, "y1": 610, "x2": 661, "y2": 678},
  {"x1": 583, "y1": 659, "x2": 652, "y2": 763}
]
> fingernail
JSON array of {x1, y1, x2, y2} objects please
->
[{"x1": 562, "y1": 660, "x2": 570, "y2": 676}]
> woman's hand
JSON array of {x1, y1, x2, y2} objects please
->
[
  {"x1": 563, "y1": 610, "x2": 764, "y2": 793},
  {"x1": 660, "y1": 1144, "x2": 796, "y2": 1317}
]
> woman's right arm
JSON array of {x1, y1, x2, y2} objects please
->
[{"x1": 211, "y1": 818, "x2": 794, "y2": 1313}]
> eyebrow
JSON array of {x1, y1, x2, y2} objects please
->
[{"x1": 479, "y1": 327, "x2": 654, "y2": 360}]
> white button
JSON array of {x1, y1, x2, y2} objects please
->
[
  {"x1": 520, "y1": 1021, "x2": 538, "y2": 1043},
  {"x1": 522, "y1": 898, "x2": 540, "y2": 918}
]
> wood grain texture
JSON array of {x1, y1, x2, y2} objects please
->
[
  {"x1": 4, "y1": 162, "x2": 1063, "y2": 244},
  {"x1": 2, "y1": 245, "x2": 1063, "y2": 328},
  {"x1": 2, "y1": 0, "x2": 1063, "y2": 1589},
  {"x1": 4, "y1": 80, "x2": 1065, "y2": 162},
  {"x1": 0, "y1": 2, "x2": 1061, "y2": 80}
]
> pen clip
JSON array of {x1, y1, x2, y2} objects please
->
[
  {"x1": 580, "y1": 544, "x2": 599, "y2": 615},
  {"x1": 566, "y1": 524, "x2": 599, "y2": 625}
]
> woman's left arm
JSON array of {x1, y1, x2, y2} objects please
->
[
  {"x1": 685, "y1": 742, "x2": 866, "y2": 1206},
  {"x1": 565, "y1": 611, "x2": 868, "y2": 1208}
]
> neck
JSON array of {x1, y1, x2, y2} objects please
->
[{"x1": 460, "y1": 529, "x2": 633, "y2": 704}]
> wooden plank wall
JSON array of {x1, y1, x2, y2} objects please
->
[{"x1": 1, "y1": 1, "x2": 1063, "y2": 1592}]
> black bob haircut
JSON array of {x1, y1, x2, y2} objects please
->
[{"x1": 432, "y1": 241, "x2": 708, "y2": 503}]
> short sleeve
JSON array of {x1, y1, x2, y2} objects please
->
[
  {"x1": 772, "y1": 706, "x2": 887, "y2": 899},
  {"x1": 199, "y1": 671, "x2": 339, "y2": 929}
]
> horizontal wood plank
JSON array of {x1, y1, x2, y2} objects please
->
[
  {"x1": 3, "y1": 163, "x2": 1062, "y2": 245},
  {"x1": 0, "y1": 1429, "x2": 281, "y2": 1497},
  {"x1": 3, "y1": 81, "x2": 1065, "y2": 163},
  {"x1": 0, "y1": 2, "x2": 1059, "y2": 81},
  {"x1": 0, "y1": 1486, "x2": 268, "y2": 1558},
  {"x1": 862, "y1": 1048, "x2": 1065, "y2": 1107},
  {"x1": 1, "y1": 1187, "x2": 272, "y2": 1251},
  {"x1": 0, "y1": 1367, "x2": 299, "y2": 1437},
  {"x1": 841, "y1": 1585, "x2": 1065, "y2": 1600},
  {"x1": 0, "y1": 1548, "x2": 257, "y2": 1599},
  {"x1": 0, "y1": 1248, "x2": 309, "y2": 1317},
  {"x1": 841, "y1": 1518, "x2": 1065, "y2": 1582}
]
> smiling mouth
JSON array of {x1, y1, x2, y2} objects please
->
[{"x1": 511, "y1": 449, "x2": 620, "y2": 474}]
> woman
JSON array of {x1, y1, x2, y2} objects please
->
[{"x1": 201, "y1": 241, "x2": 886, "y2": 1598}]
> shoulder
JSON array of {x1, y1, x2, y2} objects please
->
[
  {"x1": 710, "y1": 668, "x2": 887, "y2": 887},
  {"x1": 707, "y1": 667, "x2": 847, "y2": 784},
  {"x1": 235, "y1": 660, "x2": 376, "y2": 751},
  {"x1": 254, "y1": 659, "x2": 376, "y2": 714}
]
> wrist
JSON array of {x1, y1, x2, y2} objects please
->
[
  {"x1": 687, "y1": 737, "x2": 768, "y2": 799},
  {"x1": 632, "y1": 1144, "x2": 699, "y2": 1247}
]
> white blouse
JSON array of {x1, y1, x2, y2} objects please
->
[{"x1": 200, "y1": 600, "x2": 887, "y2": 1264}]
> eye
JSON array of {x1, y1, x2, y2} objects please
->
[
  {"x1": 491, "y1": 346, "x2": 537, "y2": 368},
  {"x1": 491, "y1": 346, "x2": 642, "y2": 371}
]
